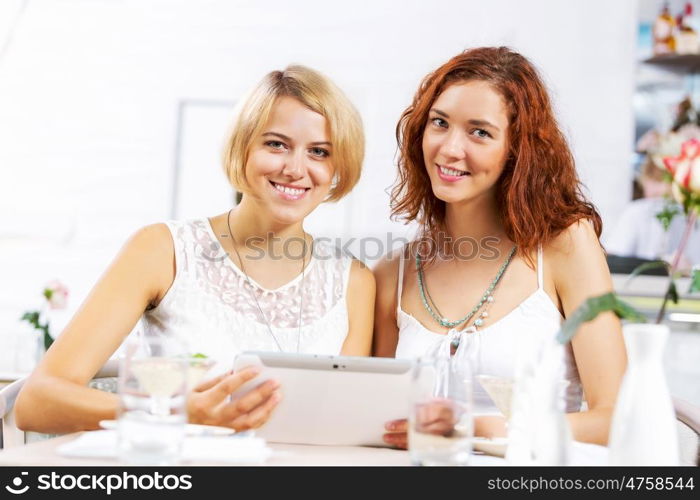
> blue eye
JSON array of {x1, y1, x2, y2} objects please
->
[
  {"x1": 472, "y1": 129, "x2": 491, "y2": 139},
  {"x1": 265, "y1": 140, "x2": 287, "y2": 150},
  {"x1": 309, "y1": 147, "x2": 330, "y2": 158},
  {"x1": 430, "y1": 117, "x2": 448, "y2": 128}
]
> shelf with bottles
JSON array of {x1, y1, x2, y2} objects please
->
[
  {"x1": 642, "y1": 53, "x2": 700, "y2": 74},
  {"x1": 651, "y1": 1, "x2": 700, "y2": 66}
]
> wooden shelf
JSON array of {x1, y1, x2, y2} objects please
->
[{"x1": 642, "y1": 54, "x2": 700, "y2": 74}]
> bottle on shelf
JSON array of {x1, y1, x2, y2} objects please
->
[
  {"x1": 670, "y1": 96, "x2": 697, "y2": 131},
  {"x1": 675, "y1": 3, "x2": 700, "y2": 54},
  {"x1": 653, "y1": 2, "x2": 676, "y2": 55}
]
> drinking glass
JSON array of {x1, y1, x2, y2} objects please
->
[
  {"x1": 117, "y1": 335, "x2": 188, "y2": 465},
  {"x1": 185, "y1": 355, "x2": 216, "y2": 390},
  {"x1": 408, "y1": 356, "x2": 473, "y2": 466}
]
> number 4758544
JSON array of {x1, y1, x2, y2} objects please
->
[{"x1": 625, "y1": 477, "x2": 694, "y2": 490}]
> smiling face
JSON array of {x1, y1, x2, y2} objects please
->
[
  {"x1": 422, "y1": 80, "x2": 510, "y2": 207},
  {"x1": 244, "y1": 96, "x2": 334, "y2": 225}
]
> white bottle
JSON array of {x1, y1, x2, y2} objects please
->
[{"x1": 608, "y1": 324, "x2": 680, "y2": 465}]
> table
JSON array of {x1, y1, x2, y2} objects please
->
[
  {"x1": 0, "y1": 433, "x2": 413, "y2": 466},
  {"x1": 0, "y1": 371, "x2": 28, "y2": 388},
  {"x1": 0, "y1": 433, "x2": 605, "y2": 466}
]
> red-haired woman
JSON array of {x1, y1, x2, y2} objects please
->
[{"x1": 373, "y1": 47, "x2": 626, "y2": 448}]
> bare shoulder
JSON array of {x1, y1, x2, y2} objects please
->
[
  {"x1": 544, "y1": 218, "x2": 610, "y2": 294},
  {"x1": 118, "y1": 223, "x2": 175, "y2": 300},
  {"x1": 349, "y1": 259, "x2": 376, "y2": 289},
  {"x1": 546, "y1": 219, "x2": 601, "y2": 258},
  {"x1": 126, "y1": 223, "x2": 173, "y2": 254},
  {"x1": 372, "y1": 246, "x2": 405, "y2": 284}
]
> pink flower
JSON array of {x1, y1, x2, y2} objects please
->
[
  {"x1": 663, "y1": 139, "x2": 700, "y2": 195},
  {"x1": 43, "y1": 279, "x2": 69, "y2": 310}
]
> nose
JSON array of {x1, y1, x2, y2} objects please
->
[
  {"x1": 281, "y1": 150, "x2": 306, "y2": 179},
  {"x1": 439, "y1": 129, "x2": 466, "y2": 161}
]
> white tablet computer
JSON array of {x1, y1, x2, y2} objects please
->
[{"x1": 231, "y1": 352, "x2": 413, "y2": 447}]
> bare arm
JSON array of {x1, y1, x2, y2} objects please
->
[
  {"x1": 15, "y1": 224, "x2": 174, "y2": 433},
  {"x1": 472, "y1": 221, "x2": 627, "y2": 444},
  {"x1": 552, "y1": 220, "x2": 627, "y2": 445},
  {"x1": 340, "y1": 260, "x2": 376, "y2": 356},
  {"x1": 372, "y1": 251, "x2": 401, "y2": 357},
  {"x1": 15, "y1": 224, "x2": 282, "y2": 433}
]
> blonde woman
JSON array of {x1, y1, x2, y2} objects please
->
[{"x1": 16, "y1": 66, "x2": 374, "y2": 434}]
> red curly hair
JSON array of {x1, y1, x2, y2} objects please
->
[{"x1": 392, "y1": 47, "x2": 602, "y2": 262}]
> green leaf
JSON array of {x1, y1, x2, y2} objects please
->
[
  {"x1": 678, "y1": 186, "x2": 694, "y2": 215},
  {"x1": 43, "y1": 288, "x2": 53, "y2": 301},
  {"x1": 191, "y1": 353, "x2": 208, "y2": 359},
  {"x1": 20, "y1": 311, "x2": 41, "y2": 329},
  {"x1": 668, "y1": 280, "x2": 679, "y2": 304},
  {"x1": 613, "y1": 297, "x2": 648, "y2": 324},
  {"x1": 626, "y1": 260, "x2": 669, "y2": 285},
  {"x1": 43, "y1": 329, "x2": 53, "y2": 351},
  {"x1": 21, "y1": 311, "x2": 39, "y2": 322},
  {"x1": 690, "y1": 268, "x2": 700, "y2": 294},
  {"x1": 655, "y1": 203, "x2": 680, "y2": 231},
  {"x1": 557, "y1": 292, "x2": 646, "y2": 344}
]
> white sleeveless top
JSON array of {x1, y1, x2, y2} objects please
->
[
  {"x1": 395, "y1": 247, "x2": 583, "y2": 413},
  {"x1": 140, "y1": 219, "x2": 353, "y2": 368}
]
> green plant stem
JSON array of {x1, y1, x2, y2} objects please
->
[{"x1": 656, "y1": 209, "x2": 698, "y2": 324}]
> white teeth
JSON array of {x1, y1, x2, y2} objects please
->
[
  {"x1": 439, "y1": 165, "x2": 467, "y2": 177},
  {"x1": 273, "y1": 182, "x2": 306, "y2": 196}
]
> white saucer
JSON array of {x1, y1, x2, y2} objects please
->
[{"x1": 99, "y1": 420, "x2": 235, "y2": 436}]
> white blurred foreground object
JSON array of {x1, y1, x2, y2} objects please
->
[
  {"x1": 57, "y1": 431, "x2": 272, "y2": 464},
  {"x1": 608, "y1": 324, "x2": 680, "y2": 465},
  {"x1": 506, "y1": 338, "x2": 572, "y2": 465},
  {"x1": 117, "y1": 336, "x2": 189, "y2": 465},
  {"x1": 408, "y1": 356, "x2": 473, "y2": 466},
  {"x1": 100, "y1": 420, "x2": 234, "y2": 436}
]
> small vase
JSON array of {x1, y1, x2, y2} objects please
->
[
  {"x1": 35, "y1": 328, "x2": 46, "y2": 365},
  {"x1": 13, "y1": 323, "x2": 39, "y2": 372},
  {"x1": 608, "y1": 323, "x2": 679, "y2": 465}
]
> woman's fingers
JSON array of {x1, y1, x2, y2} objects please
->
[
  {"x1": 383, "y1": 432, "x2": 408, "y2": 449},
  {"x1": 383, "y1": 419, "x2": 409, "y2": 449},
  {"x1": 188, "y1": 367, "x2": 265, "y2": 425},
  {"x1": 384, "y1": 419, "x2": 408, "y2": 433},
  {"x1": 192, "y1": 372, "x2": 228, "y2": 392},
  {"x1": 206, "y1": 366, "x2": 261, "y2": 403},
  {"x1": 229, "y1": 389, "x2": 283, "y2": 430},
  {"x1": 218, "y1": 379, "x2": 280, "y2": 422}
]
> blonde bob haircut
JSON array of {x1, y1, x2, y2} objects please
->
[{"x1": 223, "y1": 65, "x2": 364, "y2": 202}]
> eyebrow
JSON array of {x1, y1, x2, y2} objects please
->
[
  {"x1": 262, "y1": 131, "x2": 332, "y2": 147},
  {"x1": 429, "y1": 109, "x2": 501, "y2": 132}
]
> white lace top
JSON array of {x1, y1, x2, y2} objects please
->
[
  {"x1": 141, "y1": 219, "x2": 353, "y2": 369},
  {"x1": 394, "y1": 247, "x2": 583, "y2": 414}
]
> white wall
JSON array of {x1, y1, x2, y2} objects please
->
[{"x1": 0, "y1": 1, "x2": 637, "y2": 351}]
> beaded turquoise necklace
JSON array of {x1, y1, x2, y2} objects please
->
[{"x1": 416, "y1": 246, "x2": 517, "y2": 329}]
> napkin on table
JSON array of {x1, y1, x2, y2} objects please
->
[{"x1": 57, "y1": 430, "x2": 272, "y2": 464}]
